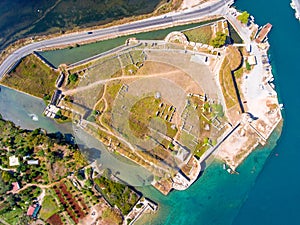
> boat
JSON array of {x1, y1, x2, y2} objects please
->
[{"x1": 279, "y1": 103, "x2": 284, "y2": 110}]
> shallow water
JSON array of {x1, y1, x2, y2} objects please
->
[{"x1": 0, "y1": 85, "x2": 65, "y2": 132}]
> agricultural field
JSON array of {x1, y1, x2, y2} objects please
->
[
  {"x1": 53, "y1": 182, "x2": 87, "y2": 223},
  {"x1": 40, "y1": 192, "x2": 60, "y2": 221}
]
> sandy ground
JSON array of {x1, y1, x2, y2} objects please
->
[
  {"x1": 179, "y1": 0, "x2": 206, "y2": 10},
  {"x1": 216, "y1": 124, "x2": 260, "y2": 170},
  {"x1": 215, "y1": 7, "x2": 282, "y2": 169}
]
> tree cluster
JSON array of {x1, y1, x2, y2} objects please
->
[{"x1": 210, "y1": 32, "x2": 227, "y2": 48}]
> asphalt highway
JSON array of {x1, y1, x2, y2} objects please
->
[{"x1": 0, "y1": 0, "x2": 233, "y2": 78}]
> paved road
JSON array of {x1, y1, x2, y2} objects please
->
[{"x1": 0, "y1": 0, "x2": 234, "y2": 79}]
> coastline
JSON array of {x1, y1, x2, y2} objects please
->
[
  {"x1": 290, "y1": 0, "x2": 300, "y2": 20},
  {"x1": 212, "y1": 8, "x2": 283, "y2": 171},
  {"x1": 3, "y1": 0, "x2": 283, "y2": 224}
]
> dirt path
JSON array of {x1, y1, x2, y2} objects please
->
[
  {"x1": 63, "y1": 69, "x2": 181, "y2": 96},
  {"x1": 12, "y1": 180, "x2": 63, "y2": 194}
]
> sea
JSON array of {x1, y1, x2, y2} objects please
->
[
  {"x1": 0, "y1": 0, "x2": 299, "y2": 224},
  {"x1": 134, "y1": 0, "x2": 300, "y2": 224}
]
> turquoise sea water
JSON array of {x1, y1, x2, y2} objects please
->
[{"x1": 135, "y1": 0, "x2": 298, "y2": 224}]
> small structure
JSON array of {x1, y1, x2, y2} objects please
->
[
  {"x1": 27, "y1": 205, "x2": 36, "y2": 216},
  {"x1": 55, "y1": 73, "x2": 65, "y2": 88},
  {"x1": 50, "y1": 89, "x2": 62, "y2": 106},
  {"x1": 9, "y1": 155, "x2": 19, "y2": 166},
  {"x1": 27, "y1": 204, "x2": 41, "y2": 218},
  {"x1": 255, "y1": 23, "x2": 272, "y2": 43},
  {"x1": 248, "y1": 56, "x2": 257, "y2": 65},
  {"x1": 27, "y1": 160, "x2": 39, "y2": 165},
  {"x1": 12, "y1": 182, "x2": 20, "y2": 192},
  {"x1": 155, "y1": 92, "x2": 161, "y2": 99},
  {"x1": 246, "y1": 44, "x2": 252, "y2": 53},
  {"x1": 44, "y1": 104, "x2": 60, "y2": 119}
]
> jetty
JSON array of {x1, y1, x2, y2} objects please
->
[
  {"x1": 255, "y1": 23, "x2": 272, "y2": 43},
  {"x1": 291, "y1": 0, "x2": 300, "y2": 20}
]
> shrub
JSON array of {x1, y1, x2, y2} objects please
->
[
  {"x1": 210, "y1": 32, "x2": 227, "y2": 48},
  {"x1": 68, "y1": 73, "x2": 78, "y2": 83},
  {"x1": 237, "y1": 11, "x2": 250, "y2": 24}
]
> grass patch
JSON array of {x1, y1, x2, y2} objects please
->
[
  {"x1": 1, "y1": 208, "x2": 23, "y2": 225},
  {"x1": 219, "y1": 57, "x2": 239, "y2": 108},
  {"x1": 124, "y1": 64, "x2": 138, "y2": 75},
  {"x1": 129, "y1": 96, "x2": 161, "y2": 139},
  {"x1": 1, "y1": 54, "x2": 58, "y2": 98},
  {"x1": 183, "y1": 25, "x2": 213, "y2": 44},
  {"x1": 40, "y1": 194, "x2": 60, "y2": 220},
  {"x1": 226, "y1": 46, "x2": 243, "y2": 71},
  {"x1": 234, "y1": 67, "x2": 244, "y2": 79},
  {"x1": 194, "y1": 143, "x2": 210, "y2": 159}
]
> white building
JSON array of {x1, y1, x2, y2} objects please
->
[{"x1": 9, "y1": 155, "x2": 20, "y2": 166}]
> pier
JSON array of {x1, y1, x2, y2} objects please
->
[{"x1": 255, "y1": 23, "x2": 272, "y2": 43}]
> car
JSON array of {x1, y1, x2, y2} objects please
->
[{"x1": 87, "y1": 31, "x2": 93, "y2": 34}]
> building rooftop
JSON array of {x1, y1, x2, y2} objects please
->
[
  {"x1": 27, "y1": 159, "x2": 39, "y2": 165},
  {"x1": 9, "y1": 155, "x2": 20, "y2": 167},
  {"x1": 27, "y1": 205, "x2": 35, "y2": 216},
  {"x1": 248, "y1": 55, "x2": 257, "y2": 65},
  {"x1": 12, "y1": 182, "x2": 20, "y2": 192}
]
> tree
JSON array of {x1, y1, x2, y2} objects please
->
[
  {"x1": 246, "y1": 60, "x2": 251, "y2": 70},
  {"x1": 68, "y1": 73, "x2": 78, "y2": 83},
  {"x1": 210, "y1": 32, "x2": 227, "y2": 48},
  {"x1": 56, "y1": 110, "x2": 62, "y2": 118},
  {"x1": 237, "y1": 11, "x2": 250, "y2": 24},
  {"x1": 2, "y1": 170, "x2": 12, "y2": 183},
  {"x1": 0, "y1": 171, "x2": 10, "y2": 194}
]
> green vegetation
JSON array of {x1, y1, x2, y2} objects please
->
[
  {"x1": 68, "y1": 73, "x2": 78, "y2": 83},
  {"x1": 94, "y1": 176, "x2": 139, "y2": 215},
  {"x1": 102, "y1": 207, "x2": 123, "y2": 225},
  {"x1": 183, "y1": 25, "x2": 213, "y2": 44},
  {"x1": 212, "y1": 103, "x2": 224, "y2": 117},
  {"x1": 129, "y1": 96, "x2": 161, "y2": 138},
  {"x1": 237, "y1": 11, "x2": 250, "y2": 24},
  {"x1": 0, "y1": 116, "x2": 87, "y2": 185},
  {"x1": 210, "y1": 32, "x2": 227, "y2": 48},
  {"x1": 40, "y1": 194, "x2": 60, "y2": 220},
  {"x1": 43, "y1": 94, "x2": 51, "y2": 103},
  {"x1": 1, "y1": 54, "x2": 58, "y2": 98},
  {"x1": 246, "y1": 60, "x2": 251, "y2": 70},
  {"x1": 234, "y1": 67, "x2": 244, "y2": 79},
  {"x1": 194, "y1": 142, "x2": 210, "y2": 159},
  {"x1": 87, "y1": 110, "x2": 98, "y2": 122},
  {"x1": 0, "y1": 207, "x2": 26, "y2": 225}
]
